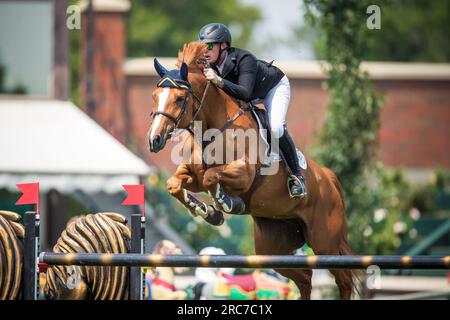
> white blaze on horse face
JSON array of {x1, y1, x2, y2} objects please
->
[{"x1": 150, "y1": 87, "x2": 170, "y2": 142}]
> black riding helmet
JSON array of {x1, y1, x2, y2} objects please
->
[
  {"x1": 198, "y1": 23, "x2": 232, "y2": 67},
  {"x1": 198, "y1": 23, "x2": 232, "y2": 46}
]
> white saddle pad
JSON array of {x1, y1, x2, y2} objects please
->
[{"x1": 265, "y1": 148, "x2": 308, "y2": 170}]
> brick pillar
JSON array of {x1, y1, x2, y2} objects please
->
[
  {"x1": 53, "y1": 0, "x2": 70, "y2": 100},
  {"x1": 79, "y1": 0, "x2": 130, "y2": 144}
]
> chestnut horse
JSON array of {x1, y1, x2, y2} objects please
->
[{"x1": 147, "y1": 42, "x2": 356, "y2": 299}]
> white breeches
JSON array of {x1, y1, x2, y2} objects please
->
[{"x1": 254, "y1": 75, "x2": 291, "y2": 139}]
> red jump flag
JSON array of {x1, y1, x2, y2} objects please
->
[
  {"x1": 122, "y1": 184, "x2": 145, "y2": 217},
  {"x1": 16, "y1": 182, "x2": 40, "y2": 216}
]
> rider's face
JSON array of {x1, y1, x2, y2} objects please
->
[{"x1": 204, "y1": 42, "x2": 225, "y2": 65}]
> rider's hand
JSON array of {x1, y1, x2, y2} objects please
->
[{"x1": 203, "y1": 68, "x2": 224, "y2": 87}]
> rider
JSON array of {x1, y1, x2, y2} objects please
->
[{"x1": 198, "y1": 22, "x2": 307, "y2": 198}]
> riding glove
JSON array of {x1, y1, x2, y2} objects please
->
[{"x1": 203, "y1": 68, "x2": 224, "y2": 87}]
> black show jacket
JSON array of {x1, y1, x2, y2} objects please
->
[{"x1": 215, "y1": 47, "x2": 285, "y2": 102}]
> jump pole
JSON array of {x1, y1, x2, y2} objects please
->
[{"x1": 38, "y1": 253, "x2": 450, "y2": 270}]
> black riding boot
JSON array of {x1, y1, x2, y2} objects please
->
[{"x1": 278, "y1": 127, "x2": 307, "y2": 198}]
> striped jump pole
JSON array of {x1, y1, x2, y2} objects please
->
[{"x1": 39, "y1": 253, "x2": 450, "y2": 270}]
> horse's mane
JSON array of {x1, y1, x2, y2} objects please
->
[{"x1": 176, "y1": 42, "x2": 207, "y2": 73}]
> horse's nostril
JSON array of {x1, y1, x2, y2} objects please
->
[
  {"x1": 154, "y1": 135, "x2": 161, "y2": 146},
  {"x1": 150, "y1": 135, "x2": 163, "y2": 152}
]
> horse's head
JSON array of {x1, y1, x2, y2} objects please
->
[
  {"x1": 148, "y1": 42, "x2": 209, "y2": 153},
  {"x1": 148, "y1": 59, "x2": 194, "y2": 153}
]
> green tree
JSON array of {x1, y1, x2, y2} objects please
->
[
  {"x1": 304, "y1": 0, "x2": 383, "y2": 204},
  {"x1": 127, "y1": 0, "x2": 262, "y2": 57},
  {"x1": 303, "y1": 0, "x2": 403, "y2": 254},
  {"x1": 364, "y1": 0, "x2": 449, "y2": 62},
  {"x1": 296, "y1": 1, "x2": 450, "y2": 255},
  {"x1": 298, "y1": 0, "x2": 449, "y2": 62}
]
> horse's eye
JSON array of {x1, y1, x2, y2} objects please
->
[{"x1": 175, "y1": 96, "x2": 184, "y2": 104}]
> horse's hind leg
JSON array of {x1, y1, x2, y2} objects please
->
[
  {"x1": 253, "y1": 217, "x2": 313, "y2": 300},
  {"x1": 275, "y1": 267, "x2": 312, "y2": 300},
  {"x1": 305, "y1": 201, "x2": 355, "y2": 299},
  {"x1": 329, "y1": 269, "x2": 354, "y2": 300}
]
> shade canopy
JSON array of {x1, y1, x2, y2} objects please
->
[{"x1": 0, "y1": 98, "x2": 152, "y2": 192}]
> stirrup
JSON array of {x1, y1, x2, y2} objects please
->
[{"x1": 287, "y1": 175, "x2": 307, "y2": 199}]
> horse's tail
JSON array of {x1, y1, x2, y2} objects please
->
[
  {"x1": 338, "y1": 234, "x2": 364, "y2": 298},
  {"x1": 322, "y1": 168, "x2": 363, "y2": 298}
]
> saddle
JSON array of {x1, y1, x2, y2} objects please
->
[{"x1": 248, "y1": 102, "x2": 272, "y2": 160}]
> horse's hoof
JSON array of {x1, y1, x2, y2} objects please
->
[{"x1": 204, "y1": 206, "x2": 224, "y2": 226}]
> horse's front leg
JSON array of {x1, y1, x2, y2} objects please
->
[
  {"x1": 203, "y1": 159, "x2": 255, "y2": 215},
  {"x1": 167, "y1": 164, "x2": 224, "y2": 226}
]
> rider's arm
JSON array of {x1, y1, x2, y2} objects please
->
[{"x1": 221, "y1": 54, "x2": 257, "y2": 102}]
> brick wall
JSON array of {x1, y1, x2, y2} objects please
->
[
  {"x1": 80, "y1": 10, "x2": 128, "y2": 144},
  {"x1": 376, "y1": 80, "x2": 450, "y2": 168}
]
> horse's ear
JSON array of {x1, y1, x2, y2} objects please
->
[
  {"x1": 154, "y1": 58, "x2": 168, "y2": 77},
  {"x1": 180, "y1": 61, "x2": 188, "y2": 82}
]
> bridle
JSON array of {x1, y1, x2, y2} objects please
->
[
  {"x1": 151, "y1": 64, "x2": 249, "y2": 169},
  {"x1": 151, "y1": 75, "x2": 247, "y2": 135},
  {"x1": 151, "y1": 76, "x2": 205, "y2": 136},
  {"x1": 151, "y1": 76, "x2": 199, "y2": 134}
]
